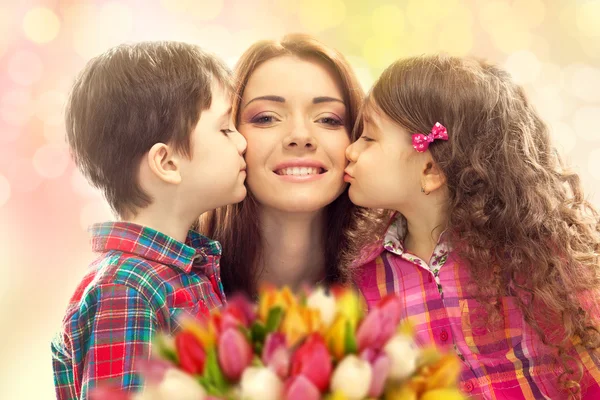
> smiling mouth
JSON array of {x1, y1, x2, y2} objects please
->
[{"x1": 274, "y1": 167, "x2": 326, "y2": 176}]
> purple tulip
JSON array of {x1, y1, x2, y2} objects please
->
[
  {"x1": 218, "y1": 328, "x2": 253, "y2": 381},
  {"x1": 356, "y1": 295, "x2": 402, "y2": 351}
]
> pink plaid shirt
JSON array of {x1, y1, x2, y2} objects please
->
[{"x1": 355, "y1": 215, "x2": 600, "y2": 399}]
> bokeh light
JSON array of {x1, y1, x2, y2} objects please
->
[
  {"x1": 7, "y1": 50, "x2": 44, "y2": 86},
  {"x1": 23, "y1": 7, "x2": 60, "y2": 44},
  {"x1": 1, "y1": 89, "x2": 33, "y2": 127},
  {"x1": 573, "y1": 107, "x2": 600, "y2": 142},
  {"x1": 32, "y1": 144, "x2": 70, "y2": 179},
  {"x1": 0, "y1": 174, "x2": 11, "y2": 208}
]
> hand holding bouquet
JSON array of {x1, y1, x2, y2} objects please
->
[{"x1": 92, "y1": 286, "x2": 464, "y2": 400}]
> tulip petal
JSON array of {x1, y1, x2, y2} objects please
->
[{"x1": 284, "y1": 375, "x2": 321, "y2": 400}]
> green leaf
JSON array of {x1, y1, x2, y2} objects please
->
[
  {"x1": 152, "y1": 334, "x2": 178, "y2": 364},
  {"x1": 265, "y1": 306, "x2": 284, "y2": 333},
  {"x1": 344, "y1": 319, "x2": 358, "y2": 355},
  {"x1": 202, "y1": 346, "x2": 228, "y2": 396},
  {"x1": 250, "y1": 321, "x2": 267, "y2": 343}
]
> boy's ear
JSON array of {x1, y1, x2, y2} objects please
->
[
  {"x1": 421, "y1": 157, "x2": 446, "y2": 194},
  {"x1": 147, "y1": 143, "x2": 182, "y2": 185}
]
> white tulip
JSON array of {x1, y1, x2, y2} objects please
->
[
  {"x1": 306, "y1": 286, "x2": 337, "y2": 326},
  {"x1": 133, "y1": 368, "x2": 206, "y2": 400},
  {"x1": 239, "y1": 366, "x2": 283, "y2": 400},
  {"x1": 383, "y1": 334, "x2": 419, "y2": 380},
  {"x1": 330, "y1": 355, "x2": 373, "y2": 400}
]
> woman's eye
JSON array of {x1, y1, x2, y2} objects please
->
[
  {"x1": 250, "y1": 114, "x2": 278, "y2": 124},
  {"x1": 317, "y1": 116, "x2": 344, "y2": 126}
]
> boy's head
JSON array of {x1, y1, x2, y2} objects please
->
[{"x1": 66, "y1": 41, "x2": 247, "y2": 220}]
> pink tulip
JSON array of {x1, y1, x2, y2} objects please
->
[
  {"x1": 218, "y1": 328, "x2": 253, "y2": 381},
  {"x1": 284, "y1": 375, "x2": 322, "y2": 400},
  {"x1": 290, "y1": 333, "x2": 332, "y2": 392},
  {"x1": 356, "y1": 295, "x2": 402, "y2": 351},
  {"x1": 360, "y1": 349, "x2": 391, "y2": 398},
  {"x1": 262, "y1": 333, "x2": 290, "y2": 378},
  {"x1": 89, "y1": 386, "x2": 131, "y2": 400},
  {"x1": 136, "y1": 358, "x2": 174, "y2": 385}
]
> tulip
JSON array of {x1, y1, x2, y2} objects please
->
[
  {"x1": 306, "y1": 286, "x2": 337, "y2": 327},
  {"x1": 356, "y1": 295, "x2": 403, "y2": 351},
  {"x1": 89, "y1": 386, "x2": 132, "y2": 400},
  {"x1": 219, "y1": 294, "x2": 256, "y2": 331},
  {"x1": 175, "y1": 331, "x2": 206, "y2": 375},
  {"x1": 258, "y1": 286, "x2": 297, "y2": 322},
  {"x1": 330, "y1": 355, "x2": 373, "y2": 400},
  {"x1": 217, "y1": 328, "x2": 253, "y2": 381},
  {"x1": 240, "y1": 366, "x2": 284, "y2": 400},
  {"x1": 325, "y1": 314, "x2": 354, "y2": 360},
  {"x1": 420, "y1": 388, "x2": 466, "y2": 400},
  {"x1": 424, "y1": 354, "x2": 463, "y2": 391},
  {"x1": 334, "y1": 287, "x2": 364, "y2": 329},
  {"x1": 384, "y1": 334, "x2": 419, "y2": 380},
  {"x1": 290, "y1": 333, "x2": 332, "y2": 392},
  {"x1": 179, "y1": 316, "x2": 218, "y2": 350},
  {"x1": 262, "y1": 333, "x2": 290, "y2": 378},
  {"x1": 283, "y1": 375, "x2": 321, "y2": 400},
  {"x1": 133, "y1": 368, "x2": 206, "y2": 400},
  {"x1": 360, "y1": 349, "x2": 391, "y2": 398}
]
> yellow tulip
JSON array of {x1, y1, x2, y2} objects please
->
[
  {"x1": 325, "y1": 314, "x2": 350, "y2": 360},
  {"x1": 280, "y1": 305, "x2": 308, "y2": 346},
  {"x1": 384, "y1": 383, "x2": 418, "y2": 400},
  {"x1": 327, "y1": 390, "x2": 349, "y2": 400},
  {"x1": 335, "y1": 288, "x2": 363, "y2": 329},
  {"x1": 424, "y1": 354, "x2": 462, "y2": 391},
  {"x1": 420, "y1": 388, "x2": 466, "y2": 400},
  {"x1": 179, "y1": 315, "x2": 217, "y2": 349},
  {"x1": 258, "y1": 286, "x2": 297, "y2": 322}
]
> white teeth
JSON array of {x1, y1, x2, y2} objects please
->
[{"x1": 277, "y1": 167, "x2": 321, "y2": 176}]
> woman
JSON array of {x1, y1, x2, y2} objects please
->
[{"x1": 201, "y1": 34, "x2": 372, "y2": 297}]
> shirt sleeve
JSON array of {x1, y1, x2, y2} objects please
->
[{"x1": 78, "y1": 283, "x2": 157, "y2": 399}]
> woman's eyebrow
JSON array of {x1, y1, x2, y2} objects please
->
[
  {"x1": 313, "y1": 96, "x2": 344, "y2": 105},
  {"x1": 243, "y1": 95, "x2": 285, "y2": 107}
]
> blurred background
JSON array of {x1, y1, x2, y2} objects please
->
[{"x1": 0, "y1": 0, "x2": 599, "y2": 398}]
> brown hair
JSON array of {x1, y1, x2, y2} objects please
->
[
  {"x1": 360, "y1": 54, "x2": 600, "y2": 397},
  {"x1": 200, "y1": 34, "x2": 371, "y2": 297},
  {"x1": 66, "y1": 41, "x2": 232, "y2": 218}
]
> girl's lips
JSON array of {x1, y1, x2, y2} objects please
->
[{"x1": 343, "y1": 173, "x2": 353, "y2": 182}]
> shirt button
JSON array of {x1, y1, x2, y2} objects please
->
[
  {"x1": 439, "y1": 329, "x2": 449, "y2": 342},
  {"x1": 462, "y1": 381, "x2": 474, "y2": 393}
]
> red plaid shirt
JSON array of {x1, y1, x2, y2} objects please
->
[
  {"x1": 51, "y1": 222, "x2": 226, "y2": 400},
  {"x1": 355, "y1": 215, "x2": 600, "y2": 399}
]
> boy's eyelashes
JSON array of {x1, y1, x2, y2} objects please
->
[{"x1": 220, "y1": 128, "x2": 234, "y2": 135}]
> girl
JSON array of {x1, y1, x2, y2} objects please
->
[{"x1": 346, "y1": 55, "x2": 600, "y2": 399}]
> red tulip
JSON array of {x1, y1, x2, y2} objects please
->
[
  {"x1": 284, "y1": 375, "x2": 322, "y2": 400},
  {"x1": 290, "y1": 333, "x2": 332, "y2": 392},
  {"x1": 262, "y1": 333, "x2": 290, "y2": 378},
  {"x1": 219, "y1": 294, "x2": 256, "y2": 331},
  {"x1": 356, "y1": 295, "x2": 402, "y2": 351},
  {"x1": 175, "y1": 331, "x2": 206, "y2": 375},
  {"x1": 218, "y1": 328, "x2": 253, "y2": 381}
]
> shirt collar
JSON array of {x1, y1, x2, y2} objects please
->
[
  {"x1": 89, "y1": 222, "x2": 222, "y2": 274},
  {"x1": 382, "y1": 214, "x2": 451, "y2": 257}
]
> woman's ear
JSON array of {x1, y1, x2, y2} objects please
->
[{"x1": 147, "y1": 143, "x2": 182, "y2": 185}]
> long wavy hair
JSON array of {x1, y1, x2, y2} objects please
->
[
  {"x1": 199, "y1": 34, "x2": 375, "y2": 297},
  {"x1": 359, "y1": 55, "x2": 600, "y2": 397}
]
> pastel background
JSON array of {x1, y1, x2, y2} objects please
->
[{"x1": 0, "y1": 0, "x2": 599, "y2": 398}]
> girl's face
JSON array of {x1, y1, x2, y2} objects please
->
[
  {"x1": 344, "y1": 104, "x2": 425, "y2": 211},
  {"x1": 237, "y1": 55, "x2": 350, "y2": 213}
]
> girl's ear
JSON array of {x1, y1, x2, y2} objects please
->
[{"x1": 420, "y1": 158, "x2": 446, "y2": 194}]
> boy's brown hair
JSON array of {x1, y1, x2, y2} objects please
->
[{"x1": 66, "y1": 41, "x2": 232, "y2": 218}]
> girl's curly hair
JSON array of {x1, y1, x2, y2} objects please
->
[{"x1": 360, "y1": 54, "x2": 600, "y2": 397}]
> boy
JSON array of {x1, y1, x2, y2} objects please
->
[{"x1": 51, "y1": 42, "x2": 247, "y2": 399}]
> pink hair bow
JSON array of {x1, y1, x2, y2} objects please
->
[{"x1": 412, "y1": 122, "x2": 448, "y2": 152}]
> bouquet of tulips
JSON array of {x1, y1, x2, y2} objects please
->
[{"x1": 93, "y1": 286, "x2": 465, "y2": 400}]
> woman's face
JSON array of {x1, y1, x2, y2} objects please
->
[{"x1": 237, "y1": 55, "x2": 350, "y2": 213}]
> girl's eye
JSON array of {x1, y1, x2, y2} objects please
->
[
  {"x1": 361, "y1": 136, "x2": 374, "y2": 142},
  {"x1": 317, "y1": 116, "x2": 344, "y2": 126},
  {"x1": 250, "y1": 114, "x2": 278, "y2": 124}
]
